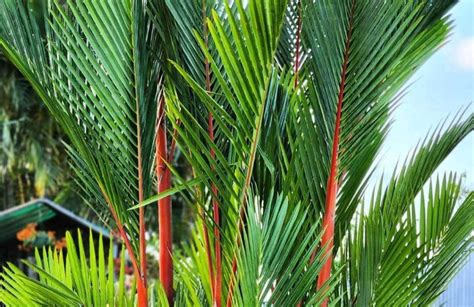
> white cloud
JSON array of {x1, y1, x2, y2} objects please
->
[{"x1": 453, "y1": 37, "x2": 474, "y2": 70}]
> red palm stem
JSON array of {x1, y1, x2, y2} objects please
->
[
  {"x1": 101, "y1": 189, "x2": 147, "y2": 307},
  {"x1": 156, "y1": 96, "x2": 173, "y2": 304},
  {"x1": 202, "y1": 2, "x2": 222, "y2": 305},
  {"x1": 210, "y1": 113, "x2": 222, "y2": 307},
  {"x1": 315, "y1": 1, "x2": 355, "y2": 305}
]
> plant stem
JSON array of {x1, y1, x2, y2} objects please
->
[
  {"x1": 156, "y1": 96, "x2": 173, "y2": 304},
  {"x1": 226, "y1": 260, "x2": 238, "y2": 307},
  {"x1": 100, "y1": 188, "x2": 147, "y2": 307},
  {"x1": 209, "y1": 113, "x2": 222, "y2": 307},
  {"x1": 315, "y1": 1, "x2": 355, "y2": 305},
  {"x1": 202, "y1": 2, "x2": 223, "y2": 305},
  {"x1": 136, "y1": 87, "x2": 148, "y2": 295},
  {"x1": 293, "y1": 3, "x2": 303, "y2": 305},
  {"x1": 226, "y1": 74, "x2": 273, "y2": 307},
  {"x1": 294, "y1": 0, "x2": 302, "y2": 89},
  {"x1": 193, "y1": 169, "x2": 215, "y2": 300}
]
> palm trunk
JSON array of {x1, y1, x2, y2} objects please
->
[
  {"x1": 156, "y1": 97, "x2": 173, "y2": 304},
  {"x1": 137, "y1": 282, "x2": 148, "y2": 307}
]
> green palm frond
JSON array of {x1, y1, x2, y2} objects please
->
[
  {"x1": 233, "y1": 192, "x2": 332, "y2": 306},
  {"x1": 412, "y1": 190, "x2": 473, "y2": 305},
  {"x1": 0, "y1": 0, "x2": 162, "y2": 250},
  {"x1": 0, "y1": 1, "x2": 471, "y2": 306},
  {"x1": 177, "y1": 219, "x2": 216, "y2": 305},
  {"x1": 340, "y1": 113, "x2": 473, "y2": 306},
  {"x1": 276, "y1": 0, "x2": 305, "y2": 71},
  {"x1": 381, "y1": 112, "x2": 473, "y2": 232},
  {"x1": 168, "y1": 0, "x2": 290, "y2": 264},
  {"x1": 296, "y1": 0, "x2": 456, "y2": 229},
  {"x1": 0, "y1": 230, "x2": 134, "y2": 306}
]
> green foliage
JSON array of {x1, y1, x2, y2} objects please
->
[
  {"x1": 166, "y1": 0, "x2": 297, "y2": 291},
  {"x1": 0, "y1": 0, "x2": 162, "y2": 244},
  {"x1": 338, "y1": 116, "x2": 474, "y2": 306},
  {"x1": 0, "y1": 0, "x2": 472, "y2": 306},
  {"x1": 233, "y1": 193, "x2": 334, "y2": 306},
  {"x1": 0, "y1": 230, "x2": 135, "y2": 306},
  {"x1": 297, "y1": 0, "x2": 457, "y2": 237}
]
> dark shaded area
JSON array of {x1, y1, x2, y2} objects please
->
[{"x1": 0, "y1": 199, "x2": 112, "y2": 271}]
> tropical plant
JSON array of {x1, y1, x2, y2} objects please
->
[
  {"x1": 0, "y1": 0, "x2": 472, "y2": 306},
  {"x1": 0, "y1": 230, "x2": 136, "y2": 306}
]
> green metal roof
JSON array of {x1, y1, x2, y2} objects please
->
[{"x1": 0, "y1": 198, "x2": 110, "y2": 244}]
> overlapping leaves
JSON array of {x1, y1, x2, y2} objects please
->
[
  {"x1": 339, "y1": 114, "x2": 473, "y2": 306},
  {"x1": 0, "y1": 0, "x2": 161, "y2": 245},
  {"x1": 0, "y1": 231, "x2": 135, "y2": 306}
]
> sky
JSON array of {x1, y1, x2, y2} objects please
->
[{"x1": 375, "y1": 1, "x2": 474, "y2": 191}]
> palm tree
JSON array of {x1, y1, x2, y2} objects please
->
[{"x1": 0, "y1": 0, "x2": 472, "y2": 306}]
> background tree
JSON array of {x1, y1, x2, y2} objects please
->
[{"x1": 0, "y1": 53, "x2": 69, "y2": 207}]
